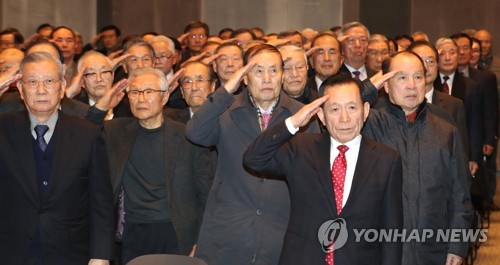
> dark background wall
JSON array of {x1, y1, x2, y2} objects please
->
[{"x1": 0, "y1": 0, "x2": 499, "y2": 55}]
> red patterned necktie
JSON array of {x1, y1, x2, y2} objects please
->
[
  {"x1": 261, "y1": 113, "x2": 271, "y2": 130},
  {"x1": 326, "y1": 145, "x2": 349, "y2": 265},
  {"x1": 442, "y1": 76, "x2": 450, "y2": 95}
]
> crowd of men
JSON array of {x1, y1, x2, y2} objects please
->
[{"x1": 0, "y1": 20, "x2": 498, "y2": 265}]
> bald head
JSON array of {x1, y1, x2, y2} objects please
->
[{"x1": 474, "y1": 29, "x2": 492, "y2": 57}]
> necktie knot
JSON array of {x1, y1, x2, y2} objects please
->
[
  {"x1": 337, "y1": 145, "x2": 349, "y2": 154},
  {"x1": 443, "y1": 75, "x2": 449, "y2": 82},
  {"x1": 35, "y1": 125, "x2": 49, "y2": 152},
  {"x1": 35, "y1": 125, "x2": 49, "y2": 138},
  {"x1": 353, "y1": 71, "x2": 361, "y2": 80}
]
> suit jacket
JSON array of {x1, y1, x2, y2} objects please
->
[
  {"x1": 0, "y1": 92, "x2": 107, "y2": 125},
  {"x1": 165, "y1": 107, "x2": 191, "y2": 124},
  {"x1": 243, "y1": 121, "x2": 403, "y2": 265},
  {"x1": 186, "y1": 88, "x2": 320, "y2": 265},
  {"x1": 431, "y1": 90, "x2": 470, "y2": 157},
  {"x1": 434, "y1": 72, "x2": 483, "y2": 162},
  {"x1": 0, "y1": 111, "x2": 114, "y2": 264},
  {"x1": 103, "y1": 112, "x2": 213, "y2": 255},
  {"x1": 468, "y1": 67, "x2": 498, "y2": 146}
]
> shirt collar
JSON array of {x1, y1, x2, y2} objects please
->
[{"x1": 425, "y1": 87, "x2": 434, "y2": 104}]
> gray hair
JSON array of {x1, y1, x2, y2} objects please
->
[
  {"x1": 77, "y1": 50, "x2": 112, "y2": 71},
  {"x1": 435, "y1": 38, "x2": 457, "y2": 49},
  {"x1": 147, "y1": 35, "x2": 175, "y2": 55},
  {"x1": 278, "y1": 44, "x2": 308, "y2": 64},
  {"x1": 368, "y1": 34, "x2": 389, "y2": 48},
  {"x1": 127, "y1": 67, "x2": 168, "y2": 92},
  {"x1": 337, "y1": 21, "x2": 371, "y2": 39},
  {"x1": 123, "y1": 38, "x2": 155, "y2": 58},
  {"x1": 19, "y1": 51, "x2": 64, "y2": 81}
]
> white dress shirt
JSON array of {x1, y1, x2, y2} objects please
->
[
  {"x1": 345, "y1": 64, "x2": 368, "y2": 81},
  {"x1": 425, "y1": 87, "x2": 434, "y2": 104}
]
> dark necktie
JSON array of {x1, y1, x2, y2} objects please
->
[
  {"x1": 326, "y1": 145, "x2": 349, "y2": 265},
  {"x1": 34, "y1": 125, "x2": 49, "y2": 152},
  {"x1": 442, "y1": 76, "x2": 450, "y2": 95},
  {"x1": 353, "y1": 71, "x2": 361, "y2": 80}
]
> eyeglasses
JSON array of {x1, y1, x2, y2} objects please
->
[
  {"x1": 22, "y1": 78, "x2": 61, "y2": 90},
  {"x1": 127, "y1": 89, "x2": 166, "y2": 99},
  {"x1": 155, "y1": 54, "x2": 173, "y2": 61},
  {"x1": 83, "y1": 70, "x2": 113, "y2": 81},
  {"x1": 181, "y1": 78, "x2": 211, "y2": 89},
  {"x1": 190, "y1": 34, "x2": 206, "y2": 40},
  {"x1": 424, "y1": 58, "x2": 437, "y2": 67},
  {"x1": 283, "y1": 64, "x2": 307, "y2": 73}
]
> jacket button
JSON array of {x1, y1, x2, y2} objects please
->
[{"x1": 256, "y1": 209, "x2": 263, "y2": 215}]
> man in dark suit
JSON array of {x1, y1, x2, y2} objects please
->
[
  {"x1": 243, "y1": 75, "x2": 403, "y2": 265},
  {"x1": 307, "y1": 33, "x2": 343, "y2": 93},
  {"x1": 186, "y1": 44, "x2": 320, "y2": 265},
  {"x1": 433, "y1": 37, "x2": 483, "y2": 170},
  {"x1": 0, "y1": 52, "x2": 114, "y2": 265},
  {"x1": 74, "y1": 51, "x2": 132, "y2": 119},
  {"x1": 452, "y1": 33, "x2": 499, "y2": 210},
  {"x1": 337, "y1": 22, "x2": 378, "y2": 80},
  {"x1": 103, "y1": 67, "x2": 212, "y2": 264}
]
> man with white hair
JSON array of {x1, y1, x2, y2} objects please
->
[
  {"x1": 103, "y1": 67, "x2": 211, "y2": 264},
  {"x1": 279, "y1": 44, "x2": 317, "y2": 104},
  {"x1": 147, "y1": 35, "x2": 186, "y2": 109}
]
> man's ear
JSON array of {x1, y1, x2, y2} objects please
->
[
  {"x1": 383, "y1": 82, "x2": 389, "y2": 94},
  {"x1": 243, "y1": 75, "x2": 248, "y2": 86},
  {"x1": 210, "y1": 81, "x2": 216, "y2": 93},
  {"x1": 17, "y1": 80, "x2": 24, "y2": 100},
  {"x1": 317, "y1": 107, "x2": 326, "y2": 126},
  {"x1": 161, "y1": 89, "x2": 170, "y2": 106},
  {"x1": 363, "y1": 101, "x2": 370, "y2": 122}
]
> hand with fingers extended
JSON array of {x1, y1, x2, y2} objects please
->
[
  {"x1": 369, "y1": 70, "x2": 398, "y2": 90},
  {"x1": 110, "y1": 53, "x2": 130, "y2": 70},
  {"x1": 266, "y1": 38, "x2": 291, "y2": 48},
  {"x1": 167, "y1": 69, "x2": 184, "y2": 94},
  {"x1": 94, "y1": 79, "x2": 129, "y2": 111},
  {"x1": 89, "y1": 33, "x2": 103, "y2": 48},
  {"x1": 65, "y1": 66, "x2": 86, "y2": 98},
  {"x1": 177, "y1": 32, "x2": 190, "y2": 44},
  {"x1": 200, "y1": 53, "x2": 223, "y2": 66},
  {"x1": 305, "y1": 46, "x2": 320, "y2": 57},
  {"x1": 290, "y1": 96, "x2": 329, "y2": 128},
  {"x1": 224, "y1": 62, "x2": 256, "y2": 94},
  {"x1": 0, "y1": 67, "x2": 22, "y2": 97}
]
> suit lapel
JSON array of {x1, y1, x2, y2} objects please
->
[
  {"x1": 46, "y1": 113, "x2": 77, "y2": 203},
  {"x1": 229, "y1": 93, "x2": 261, "y2": 138},
  {"x1": 342, "y1": 138, "x2": 377, "y2": 212},
  {"x1": 112, "y1": 120, "x2": 140, "y2": 197},
  {"x1": 11, "y1": 112, "x2": 39, "y2": 206},
  {"x1": 314, "y1": 133, "x2": 338, "y2": 216},
  {"x1": 452, "y1": 72, "x2": 466, "y2": 101},
  {"x1": 163, "y1": 116, "x2": 180, "y2": 204}
]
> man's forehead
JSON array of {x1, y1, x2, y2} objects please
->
[
  {"x1": 391, "y1": 54, "x2": 424, "y2": 70},
  {"x1": 183, "y1": 65, "x2": 209, "y2": 77},
  {"x1": 437, "y1": 43, "x2": 457, "y2": 51},
  {"x1": 127, "y1": 45, "x2": 151, "y2": 55},
  {"x1": 344, "y1": 26, "x2": 367, "y2": 36},
  {"x1": 131, "y1": 74, "x2": 160, "y2": 85},
  {"x1": 219, "y1": 46, "x2": 241, "y2": 55},
  {"x1": 313, "y1": 36, "x2": 338, "y2": 47}
]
